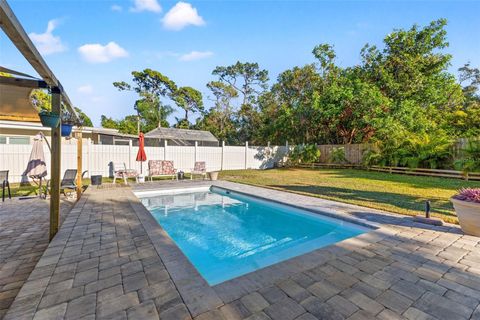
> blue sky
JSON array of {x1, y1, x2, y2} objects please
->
[{"x1": 1, "y1": 0, "x2": 479, "y2": 126}]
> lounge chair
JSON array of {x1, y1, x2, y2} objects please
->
[
  {"x1": 46, "y1": 169, "x2": 88, "y2": 197},
  {"x1": 113, "y1": 162, "x2": 139, "y2": 184},
  {"x1": 191, "y1": 161, "x2": 207, "y2": 180},
  {"x1": 0, "y1": 170, "x2": 11, "y2": 201},
  {"x1": 147, "y1": 160, "x2": 178, "y2": 181}
]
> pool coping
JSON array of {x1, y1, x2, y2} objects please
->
[{"x1": 131, "y1": 180, "x2": 392, "y2": 316}]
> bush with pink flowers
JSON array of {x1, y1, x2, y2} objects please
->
[{"x1": 453, "y1": 188, "x2": 480, "y2": 203}]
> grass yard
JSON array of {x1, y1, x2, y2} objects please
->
[
  {"x1": 220, "y1": 168, "x2": 480, "y2": 224},
  {"x1": 8, "y1": 174, "x2": 189, "y2": 198}
]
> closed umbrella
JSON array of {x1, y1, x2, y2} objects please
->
[
  {"x1": 24, "y1": 133, "x2": 48, "y2": 198},
  {"x1": 136, "y1": 132, "x2": 147, "y2": 175}
]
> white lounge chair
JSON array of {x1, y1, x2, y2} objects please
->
[{"x1": 113, "y1": 162, "x2": 139, "y2": 184}]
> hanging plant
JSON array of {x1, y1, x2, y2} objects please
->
[{"x1": 38, "y1": 110, "x2": 60, "y2": 128}]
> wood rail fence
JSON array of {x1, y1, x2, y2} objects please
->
[{"x1": 297, "y1": 163, "x2": 480, "y2": 181}]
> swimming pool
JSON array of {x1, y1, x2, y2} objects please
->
[{"x1": 137, "y1": 186, "x2": 369, "y2": 285}]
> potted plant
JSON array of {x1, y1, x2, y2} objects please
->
[
  {"x1": 61, "y1": 112, "x2": 75, "y2": 137},
  {"x1": 451, "y1": 188, "x2": 480, "y2": 236},
  {"x1": 38, "y1": 110, "x2": 60, "y2": 128},
  {"x1": 208, "y1": 171, "x2": 219, "y2": 181}
]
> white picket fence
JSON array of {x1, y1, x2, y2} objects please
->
[{"x1": 0, "y1": 142, "x2": 288, "y2": 183}]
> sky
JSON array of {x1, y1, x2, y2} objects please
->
[{"x1": 1, "y1": 0, "x2": 479, "y2": 127}]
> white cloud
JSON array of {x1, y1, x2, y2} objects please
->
[
  {"x1": 29, "y1": 19, "x2": 66, "y2": 55},
  {"x1": 179, "y1": 50, "x2": 213, "y2": 61},
  {"x1": 77, "y1": 85, "x2": 93, "y2": 94},
  {"x1": 162, "y1": 2, "x2": 205, "y2": 31},
  {"x1": 78, "y1": 42, "x2": 129, "y2": 63},
  {"x1": 130, "y1": 0, "x2": 161, "y2": 13},
  {"x1": 111, "y1": 4, "x2": 123, "y2": 12}
]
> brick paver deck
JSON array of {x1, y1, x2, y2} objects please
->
[
  {"x1": 0, "y1": 197, "x2": 72, "y2": 319},
  {"x1": 4, "y1": 181, "x2": 480, "y2": 320}
]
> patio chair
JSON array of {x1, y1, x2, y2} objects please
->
[
  {"x1": 46, "y1": 169, "x2": 88, "y2": 197},
  {"x1": 191, "y1": 161, "x2": 207, "y2": 180},
  {"x1": 113, "y1": 162, "x2": 139, "y2": 184},
  {"x1": 0, "y1": 170, "x2": 11, "y2": 202}
]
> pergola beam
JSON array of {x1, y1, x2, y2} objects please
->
[{"x1": 0, "y1": 75, "x2": 48, "y2": 89}]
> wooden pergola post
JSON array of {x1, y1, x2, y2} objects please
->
[
  {"x1": 1, "y1": 0, "x2": 81, "y2": 241},
  {"x1": 49, "y1": 87, "x2": 62, "y2": 240},
  {"x1": 76, "y1": 131, "x2": 83, "y2": 199}
]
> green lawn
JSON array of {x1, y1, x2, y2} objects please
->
[
  {"x1": 220, "y1": 168, "x2": 480, "y2": 224},
  {"x1": 8, "y1": 174, "x2": 187, "y2": 198},
  {"x1": 7, "y1": 178, "x2": 100, "y2": 198}
]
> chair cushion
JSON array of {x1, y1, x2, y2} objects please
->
[
  {"x1": 193, "y1": 161, "x2": 206, "y2": 173},
  {"x1": 148, "y1": 160, "x2": 163, "y2": 176},
  {"x1": 162, "y1": 161, "x2": 176, "y2": 175}
]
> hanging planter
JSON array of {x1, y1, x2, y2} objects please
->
[
  {"x1": 38, "y1": 111, "x2": 60, "y2": 128},
  {"x1": 61, "y1": 123, "x2": 73, "y2": 137}
]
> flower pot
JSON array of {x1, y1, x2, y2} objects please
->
[
  {"x1": 39, "y1": 113, "x2": 60, "y2": 128},
  {"x1": 61, "y1": 123, "x2": 73, "y2": 137},
  {"x1": 90, "y1": 175, "x2": 102, "y2": 186},
  {"x1": 451, "y1": 197, "x2": 480, "y2": 236},
  {"x1": 208, "y1": 171, "x2": 219, "y2": 181}
]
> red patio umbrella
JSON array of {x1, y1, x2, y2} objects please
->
[{"x1": 136, "y1": 132, "x2": 147, "y2": 174}]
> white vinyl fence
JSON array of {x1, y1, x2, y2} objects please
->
[{"x1": 0, "y1": 142, "x2": 288, "y2": 183}]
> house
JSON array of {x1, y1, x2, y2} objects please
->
[
  {"x1": 0, "y1": 120, "x2": 137, "y2": 146},
  {"x1": 145, "y1": 127, "x2": 219, "y2": 147},
  {"x1": 0, "y1": 120, "x2": 219, "y2": 147}
]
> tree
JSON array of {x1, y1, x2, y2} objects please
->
[
  {"x1": 458, "y1": 63, "x2": 480, "y2": 106},
  {"x1": 259, "y1": 64, "x2": 321, "y2": 144},
  {"x1": 212, "y1": 62, "x2": 268, "y2": 107},
  {"x1": 173, "y1": 86, "x2": 204, "y2": 126},
  {"x1": 134, "y1": 94, "x2": 172, "y2": 131},
  {"x1": 74, "y1": 107, "x2": 93, "y2": 127},
  {"x1": 100, "y1": 115, "x2": 138, "y2": 135},
  {"x1": 113, "y1": 69, "x2": 177, "y2": 129},
  {"x1": 212, "y1": 62, "x2": 269, "y2": 142},
  {"x1": 360, "y1": 19, "x2": 464, "y2": 138},
  {"x1": 196, "y1": 81, "x2": 238, "y2": 143},
  {"x1": 100, "y1": 115, "x2": 119, "y2": 130}
]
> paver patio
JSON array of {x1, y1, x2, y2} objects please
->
[
  {"x1": 3, "y1": 180, "x2": 480, "y2": 320},
  {"x1": 0, "y1": 197, "x2": 72, "y2": 319}
]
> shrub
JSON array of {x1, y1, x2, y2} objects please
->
[
  {"x1": 329, "y1": 147, "x2": 347, "y2": 164},
  {"x1": 362, "y1": 147, "x2": 382, "y2": 167},
  {"x1": 289, "y1": 144, "x2": 320, "y2": 164},
  {"x1": 454, "y1": 140, "x2": 480, "y2": 175},
  {"x1": 453, "y1": 188, "x2": 480, "y2": 203},
  {"x1": 400, "y1": 132, "x2": 453, "y2": 169}
]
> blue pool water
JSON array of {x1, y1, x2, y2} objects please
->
[{"x1": 138, "y1": 187, "x2": 368, "y2": 285}]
